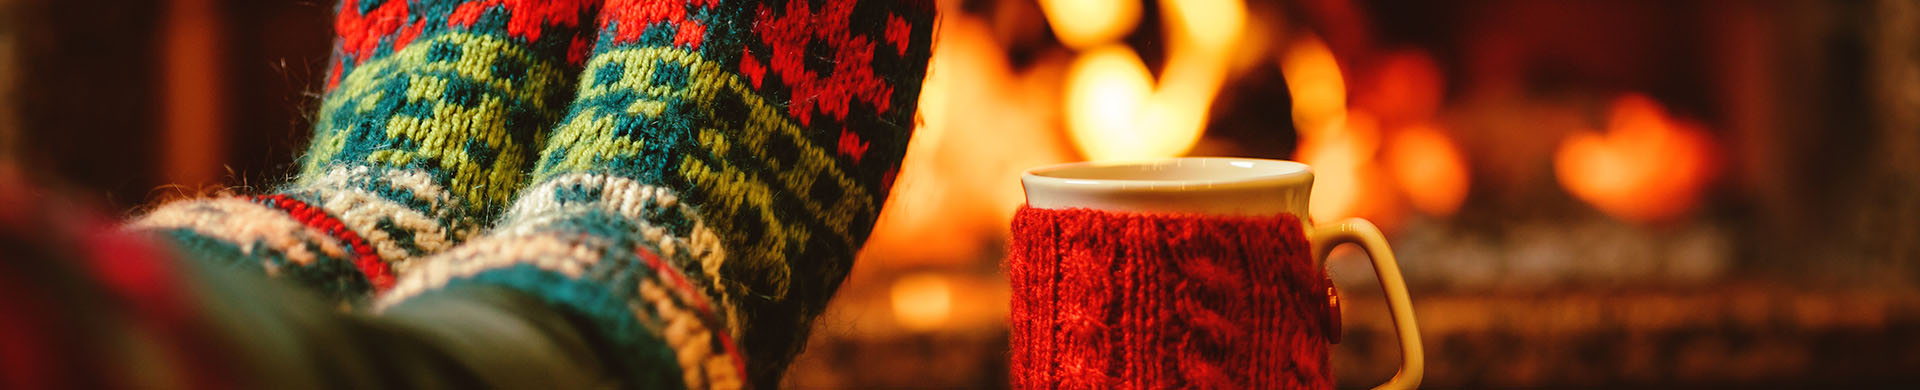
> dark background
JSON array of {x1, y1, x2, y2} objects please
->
[{"x1": 2, "y1": 0, "x2": 329, "y2": 210}]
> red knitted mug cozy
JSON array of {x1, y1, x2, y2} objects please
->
[{"x1": 1009, "y1": 206, "x2": 1337, "y2": 390}]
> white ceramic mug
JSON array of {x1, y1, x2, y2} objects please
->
[{"x1": 1021, "y1": 157, "x2": 1424, "y2": 390}]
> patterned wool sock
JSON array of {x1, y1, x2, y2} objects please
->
[
  {"x1": 376, "y1": 0, "x2": 937, "y2": 387},
  {"x1": 132, "y1": 0, "x2": 601, "y2": 304}
]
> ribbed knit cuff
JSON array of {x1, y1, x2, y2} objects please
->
[
  {"x1": 131, "y1": 195, "x2": 392, "y2": 301},
  {"x1": 377, "y1": 173, "x2": 745, "y2": 390}
]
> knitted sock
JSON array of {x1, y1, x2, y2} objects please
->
[
  {"x1": 132, "y1": 0, "x2": 601, "y2": 303},
  {"x1": 4, "y1": 170, "x2": 615, "y2": 388},
  {"x1": 1008, "y1": 207, "x2": 1338, "y2": 389},
  {"x1": 376, "y1": 0, "x2": 937, "y2": 387}
]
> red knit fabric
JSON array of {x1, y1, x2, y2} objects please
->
[
  {"x1": 750, "y1": 0, "x2": 899, "y2": 126},
  {"x1": 1009, "y1": 206, "x2": 1336, "y2": 390},
  {"x1": 251, "y1": 194, "x2": 395, "y2": 291}
]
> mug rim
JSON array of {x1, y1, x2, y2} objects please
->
[{"x1": 1022, "y1": 157, "x2": 1313, "y2": 191}]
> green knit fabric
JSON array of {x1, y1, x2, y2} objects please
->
[
  {"x1": 380, "y1": 0, "x2": 939, "y2": 387},
  {"x1": 124, "y1": 1, "x2": 939, "y2": 387},
  {"x1": 132, "y1": 0, "x2": 601, "y2": 304}
]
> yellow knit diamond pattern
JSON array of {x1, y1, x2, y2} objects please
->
[
  {"x1": 533, "y1": 46, "x2": 878, "y2": 299},
  {"x1": 304, "y1": 32, "x2": 569, "y2": 209}
]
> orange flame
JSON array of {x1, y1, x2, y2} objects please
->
[
  {"x1": 891, "y1": 273, "x2": 954, "y2": 331},
  {"x1": 1053, "y1": 0, "x2": 1246, "y2": 162},
  {"x1": 1063, "y1": 46, "x2": 1170, "y2": 161},
  {"x1": 1297, "y1": 112, "x2": 1382, "y2": 221},
  {"x1": 1038, "y1": 0, "x2": 1141, "y2": 48},
  {"x1": 1386, "y1": 122, "x2": 1471, "y2": 216},
  {"x1": 861, "y1": 15, "x2": 1073, "y2": 267},
  {"x1": 1282, "y1": 35, "x2": 1398, "y2": 222},
  {"x1": 1555, "y1": 94, "x2": 1720, "y2": 223},
  {"x1": 1282, "y1": 36, "x2": 1346, "y2": 134}
]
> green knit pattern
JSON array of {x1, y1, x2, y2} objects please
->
[
  {"x1": 382, "y1": 0, "x2": 938, "y2": 387},
  {"x1": 134, "y1": 0, "x2": 600, "y2": 303}
]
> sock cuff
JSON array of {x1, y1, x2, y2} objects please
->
[
  {"x1": 500, "y1": 173, "x2": 741, "y2": 332},
  {"x1": 282, "y1": 165, "x2": 478, "y2": 260},
  {"x1": 376, "y1": 204, "x2": 747, "y2": 389},
  {"x1": 130, "y1": 196, "x2": 386, "y2": 299}
]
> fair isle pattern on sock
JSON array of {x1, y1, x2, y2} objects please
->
[
  {"x1": 518, "y1": 1, "x2": 935, "y2": 386},
  {"x1": 311, "y1": 0, "x2": 600, "y2": 221},
  {"x1": 376, "y1": 177, "x2": 748, "y2": 389},
  {"x1": 132, "y1": 0, "x2": 600, "y2": 303},
  {"x1": 131, "y1": 197, "x2": 385, "y2": 298},
  {"x1": 277, "y1": 165, "x2": 466, "y2": 275},
  {"x1": 499, "y1": 173, "x2": 735, "y2": 328},
  {"x1": 300, "y1": 29, "x2": 573, "y2": 231}
]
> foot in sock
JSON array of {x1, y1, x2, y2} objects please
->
[
  {"x1": 377, "y1": 0, "x2": 938, "y2": 387},
  {"x1": 132, "y1": 0, "x2": 602, "y2": 304}
]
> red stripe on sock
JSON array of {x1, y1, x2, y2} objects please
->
[
  {"x1": 249, "y1": 194, "x2": 395, "y2": 291},
  {"x1": 636, "y1": 247, "x2": 748, "y2": 379}
]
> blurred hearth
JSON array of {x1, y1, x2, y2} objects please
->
[
  {"x1": 1333, "y1": 285, "x2": 1920, "y2": 387},
  {"x1": 783, "y1": 0, "x2": 1920, "y2": 388}
]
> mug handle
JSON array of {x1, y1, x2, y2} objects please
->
[{"x1": 1309, "y1": 218, "x2": 1424, "y2": 390}]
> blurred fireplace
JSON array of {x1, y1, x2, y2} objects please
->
[{"x1": 792, "y1": 0, "x2": 1920, "y2": 388}]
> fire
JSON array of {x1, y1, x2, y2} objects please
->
[
  {"x1": 1163, "y1": 0, "x2": 1247, "y2": 51},
  {"x1": 1063, "y1": 46, "x2": 1164, "y2": 161},
  {"x1": 1281, "y1": 36, "x2": 1346, "y2": 134},
  {"x1": 1555, "y1": 94, "x2": 1720, "y2": 223},
  {"x1": 1054, "y1": 0, "x2": 1244, "y2": 162},
  {"x1": 1358, "y1": 51, "x2": 1446, "y2": 124},
  {"x1": 1298, "y1": 113, "x2": 1382, "y2": 222},
  {"x1": 860, "y1": 14, "x2": 1074, "y2": 267},
  {"x1": 1038, "y1": 0, "x2": 1141, "y2": 48},
  {"x1": 1281, "y1": 35, "x2": 1387, "y2": 222},
  {"x1": 1386, "y1": 122, "x2": 1470, "y2": 216},
  {"x1": 891, "y1": 273, "x2": 954, "y2": 332},
  {"x1": 1364, "y1": 51, "x2": 1467, "y2": 218},
  {"x1": 1285, "y1": 39, "x2": 1471, "y2": 222}
]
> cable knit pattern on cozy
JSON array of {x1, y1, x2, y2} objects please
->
[{"x1": 1009, "y1": 206, "x2": 1338, "y2": 390}]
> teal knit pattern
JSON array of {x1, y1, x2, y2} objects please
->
[
  {"x1": 380, "y1": 174, "x2": 744, "y2": 388},
  {"x1": 133, "y1": 0, "x2": 600, "y2": 304},
  {"x1": 380, "y1": 0, "x2": 938, "y2": 387}
]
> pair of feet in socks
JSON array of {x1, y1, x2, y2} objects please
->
[{"x1": 133, "y1": 1, "x2": 934, "y2": 388}]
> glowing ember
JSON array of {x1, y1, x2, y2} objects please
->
[
  {"x1": 891, "y1": 273, "x2": 954, "y2": 332},
  {"x1": 1298, "y1": 112, "x2": 1383, "y2": 222},
  {"x1": 1357, "y1": 50, "x2": 1446, "y2": 123},
  {"x1": 1164, "y1": 0, "x2": 1247, "y2": 51},
  {"x1": 1386, "y1": 122, "x2": 1471, "y2": 216},
  {"x1": 1555, "y1": 94, "x2": 1720, "y2": 223},
  {"x1": 1064, "y1": 45, "x2": 1164, "y2": 161},
  {"x1": 1038, "y1": 0, "x2": 1141, "y2": 49},
  {"x1": 1282, "y1": 35, "x2": 1393, "y2": 222},
  {"x1": 1282, "y1": 36, "x2": 1347, "y2": 133},
  {"x1": 1058, "y1": 0, "x2": 1245, "y2": 163},
  {"x1": 861, "y1": 14, "x2": 1073, "y2": 267}
]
